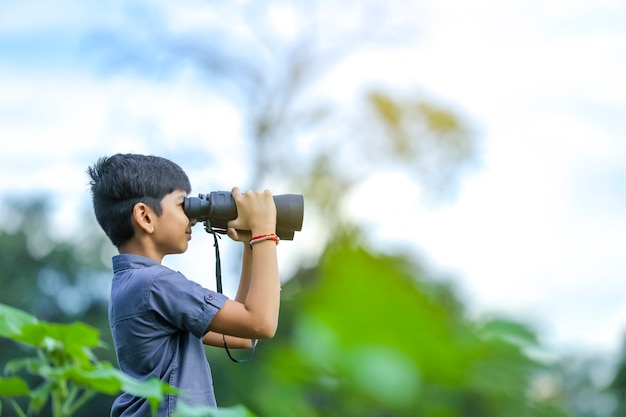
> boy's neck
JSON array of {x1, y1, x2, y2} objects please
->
[{"x1": 119, "y1": 240, "x2": 164, "y2": 263}]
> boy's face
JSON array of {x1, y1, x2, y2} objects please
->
[{"x1": 152, "y1": 189, "x2": 195, "y2": 256}]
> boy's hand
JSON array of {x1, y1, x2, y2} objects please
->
[
  {"x1": 227, "y1": 187, "x2": 277, "y2": 235},
  {"x1": 226, "y1": 228, "x2": 252, "y2": 243}
]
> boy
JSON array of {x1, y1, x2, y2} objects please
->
[{"x1": 87, "y1": 153, "x2": 280, "y2": 416}]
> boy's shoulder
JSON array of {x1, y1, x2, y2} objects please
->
[
  {"x1": 109, "y1": 254, "x2": 181, "y2": 317},
  {"x1": 111, "y1": 254, "x2": 178, "y2": 293}
]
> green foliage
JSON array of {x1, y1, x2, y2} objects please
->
[
  {"x1": 0, "y1": 302, "x2": 256, "y2": 417},
  {"x1": 173, "y1": 403, "x2": 256, "y2": 417},
  {"x1": 0, "y1": 303, "x2": 171, "y2": 416},
  {"x1": 0, "y1": 198, "x2": 112, "y2": 323},
  {"x1": 0, "y1": 198, "x2": 118, "y2": 414},
  {"x1": 0, "y1": 376, "x2": 30, "y2": 396},
  {"x1": 367, "y1": 90, "x2": 476, "y2": 201},
  {"x1": 211, "y1": 237, "x2": 573, "y2": 417}
]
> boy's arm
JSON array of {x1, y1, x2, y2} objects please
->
[
  {"x1": 234, "y1": 239, "x2": 253, "y2": 303},
  {"x1": 202, "y1": 332, "x2": 256, "y2": 349},
  {"x1": 204, "y1": 188, "x2": 280, "y2": 340},
  {"x1": 203, "y1": 243, "x2": 257, "y2": 348}
]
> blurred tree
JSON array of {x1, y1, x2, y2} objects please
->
[
  {"x1": 609, "y1": 337, "x2": 626, "y2": 417},
  {"x1": 0, "y1": 198, "x2": 612, "y2": 417},
  {"x1": 0, "y1": 198, "x2": 111, "y2": 324},
  {"x1": 554, "y1": 354, "x2": 616, "y2": 417},
  {"x1": 207, "y1": 233, "x2": 572, "y2": 417}
]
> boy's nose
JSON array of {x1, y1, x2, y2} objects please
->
[{"x1": 189, "y1": 218, "x2": 198, "y2": 227}]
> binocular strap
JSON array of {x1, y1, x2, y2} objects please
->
[{"x1": 207, "y1": 222, "x2": 256, "y2": 363}]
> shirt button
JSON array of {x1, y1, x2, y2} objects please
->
[{"x1": 205, "y1": 295, "x2": 212, "y2": 302}]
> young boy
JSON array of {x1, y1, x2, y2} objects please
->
[{"x1": 87, "y1": 153, "x2": 280, "y2": 416}]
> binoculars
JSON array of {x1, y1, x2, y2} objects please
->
[{"x1": 183, "y1": 191, "x2": 304, "y2": 240}]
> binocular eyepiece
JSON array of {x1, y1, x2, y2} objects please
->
[{"x1": 183, "y1": 191, "x2": 304, "y2": 240}]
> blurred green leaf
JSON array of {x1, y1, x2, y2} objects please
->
[
  {"x1": 479, "y1": 318, "x2": 539, "y2": 347},
  {"x1": 0, "y1": 302, "x2": 38, "y2": 338},
  {"x1": 16, "y1": 321, "x2": 100, "y2": 349},
  {"x1": 174, "y1": 403, "x2": 257, "y2": 417},
  {"x1": 0, "y1": 376, "x2": 29, "y2": 396},
  {"x1": 300, "y1": 243, "x2": 470, "y2": 383},
  {"x1": 416, "y1": 102, "x2": 461, "y2": 134},
  {"x1": 341, "y1": 344, "x2": 421, "y2": 407},
  {"x1": 65, "y1": 362, "x2": 124, "y2": 395},
  {"x1": 241, "y1": 238, "x2": 575, "y2": 417},
  {"x1": 370, "y1": 91, "x2": 402, "y2": 126},
  {"x1": 4, "y1": 357, "x2": 39, "y2": 375},
  {"x1": 117, "y1": 373, "x2": 179, "y2": 415}
]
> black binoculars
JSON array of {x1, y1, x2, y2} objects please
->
[{"x1": 183, "y1": 191, "x2": 304, "y2": 240}]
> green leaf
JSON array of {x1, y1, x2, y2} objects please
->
[
  {"x1": 302, "y1": 243, "x2": 469, "y2": 383},
  {"x1": 11, "y1": 321, "x2": 101, "y2": 368},
  {"x1": 4, "y1": 358, "x2": 40, "y2": 375},
  {"x1": 0, "y1": 303, "x2": 38, "y2": 339},
  {"x1": 173, "y1": 401, "x2": 215, "y2": 417},
  {"x1": 17, "y1": 321, "x2": 100, "y2": 349},
  {"x1": 118, "y1": 373, "x2": 179, "y2": 415},
  {"x1": 174, "y1": 403, "x2": 258, "y2": 417},
  {"x1": 211, "y1": 405, "x2": 258, "y2": 417},
  {"x1": 341, "y1": 345, "x2": 421, "y2": 409},
  {"x1": 479, "y1": 318, "x2": 539, "y2": 347},
  {"x1": 416, "y1": 102, "x2": 461, "y2": 134},
  {"x1": 369, "y1": 91, "x2": 402, "y2": 125},
  {"x1": 0, "y1": 376, "x2": 30, "y2": 396},
  {"x1": 66, "y1": 363, "x2": 124, "y2": 395}
]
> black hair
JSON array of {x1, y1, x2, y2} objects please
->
[{"x1": 87, "y1": 153, "x2": 192, "y2": 248}]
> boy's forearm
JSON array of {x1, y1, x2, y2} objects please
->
[
  {"x1": 234, "y1": 243, "x2": 252, "y2": 303},
  {"x1": 208, "y1": 209, "x2": 280, "y2": 339},
  {"x1": 203, "y1": 331, "x2": 255, "y2": 349},
  {"x1": 244, "y1": 240, "x2": 280, "y2": 336}
]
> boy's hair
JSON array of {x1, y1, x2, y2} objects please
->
[{"x1": 87, "y1": 153, "x2": 192, "y2": 248}]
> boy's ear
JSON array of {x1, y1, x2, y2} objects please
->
[{"x1": 132, "y1": 202, "x2": 155, "y2": 234}]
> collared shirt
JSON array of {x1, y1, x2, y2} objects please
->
[{"x1": 109, "y1": 254, "x2": 228, "y2": 417}]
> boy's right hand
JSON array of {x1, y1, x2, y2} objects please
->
[{"x1": 227, "y1": 187, "x2": 277, "y2": 236}]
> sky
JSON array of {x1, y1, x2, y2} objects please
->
[{"x1": 0, "y1": 0, "x2": 625, "y2": 357}]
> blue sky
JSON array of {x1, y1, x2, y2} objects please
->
[{"x1": 1, "y1": 0, "x2": 625, "y2": 356}]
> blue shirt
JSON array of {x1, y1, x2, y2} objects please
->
[{"x1": 109, "y1": 254, "x2": 228, "y2": 417}]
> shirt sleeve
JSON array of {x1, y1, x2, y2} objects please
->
[{"x1": 147, "y1": 269, "x2": 229, "y2": 339}]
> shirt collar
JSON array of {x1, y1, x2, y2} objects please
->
[{"x1": 112, "y1": 253, "x2": 160, "y2": 272}]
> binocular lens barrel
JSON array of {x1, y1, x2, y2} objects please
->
[{"x1": 183, "y1": 191, "x2": 304, "y2": 240}]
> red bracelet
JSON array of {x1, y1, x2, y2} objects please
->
[{"x1": 249, "y1": 233, "x2": 280, "y2": 246}]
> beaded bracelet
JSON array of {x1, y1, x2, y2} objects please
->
[{"x1": 249, "y1": 233, "x2": 280, "y2": 246}]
